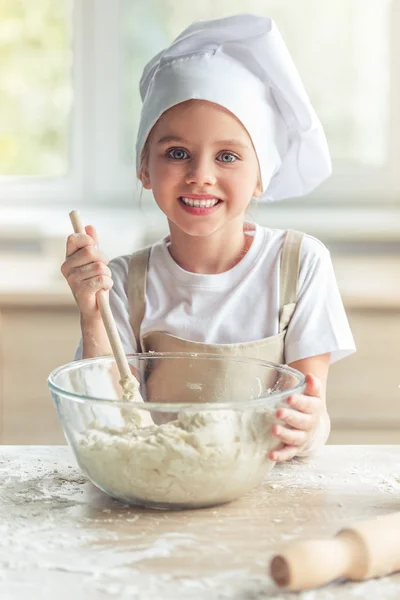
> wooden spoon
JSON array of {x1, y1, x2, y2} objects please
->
[{"x1": 69, "y1": 209, "x2": 141, "y2": 402}]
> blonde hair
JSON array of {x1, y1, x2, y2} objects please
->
[
  {"x1": 137, "y1": 100, "x2": 262, "y2": 193},
  {"x1": 138, "y1": 101, "x2": 201, "y2": 182},
  {"x1": 138, "y1": 137, "x2": 150, "y2": 182}
]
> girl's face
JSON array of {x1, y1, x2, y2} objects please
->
[{"x1": 140, "y1": 100, "x2": 262, "y2": 238}]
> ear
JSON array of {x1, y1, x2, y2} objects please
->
[
  {"x1": 139, "y1": 167, "x2": 152, "y2": 190},
  {"x1": 252, "y1": 178, "x2": 263, "y2": 198}
]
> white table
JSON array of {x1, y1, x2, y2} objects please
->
[{"x1": 1, "y1": 445, "x2": 399, "y2": 599}]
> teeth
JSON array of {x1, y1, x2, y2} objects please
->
[{"x1": 181, "y1": 197, "x2": 219, "y2": 208}]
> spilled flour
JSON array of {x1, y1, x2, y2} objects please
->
[
  {"x1": 1, "y1": 447, "x2": 400, "y2": 599},
  {"x1": 77, "y1": 407, "x2": 277, "y2": 507}
]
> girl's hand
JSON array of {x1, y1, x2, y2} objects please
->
[
  {"x1": 269, "y1": 373, "x2": 326, "y2": 462},
  {"x1": 61, "y1": 225, "x2": 113, "y2": 320}
]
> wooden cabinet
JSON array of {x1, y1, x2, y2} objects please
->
[
  {"x1": 327, "y1": 306, "x2": 400, "y2": 444},
  {"x1": 0, "y1": 296, "x2": 80, "y2": 444},
  {"x1": 0, "y1": 267, "x2": 399, "y2": 445}
]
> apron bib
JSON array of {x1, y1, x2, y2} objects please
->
[{"x1": 128, "y1": 229, "x2": 304, "y2": 407}]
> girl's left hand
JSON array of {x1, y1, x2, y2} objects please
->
[{"x1": 268, "y1": 373, "x2": 325, "y2": 463}]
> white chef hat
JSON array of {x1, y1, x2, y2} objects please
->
[{"x1": 136, "y1": 14, "x2": 331, "y2": 202}]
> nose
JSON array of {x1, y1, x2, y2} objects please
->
[{"x1": 184, "y1": 155, "x2": 216, "y2": 187}]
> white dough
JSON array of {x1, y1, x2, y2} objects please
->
[{"x1": 77, "y1": 406, "x2": 277, "y2": 508}]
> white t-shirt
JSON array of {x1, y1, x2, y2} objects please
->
[{"x1": 75, "y1": 224, "x2": 355, "y2": 364}]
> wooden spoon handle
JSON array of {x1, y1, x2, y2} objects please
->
[{"x1": 68, "y1": 209, "x2": 136, "y2": 394}]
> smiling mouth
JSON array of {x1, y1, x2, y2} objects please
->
[{"x1": 179, "y1": 196, "x2": 221, "y2": 208}]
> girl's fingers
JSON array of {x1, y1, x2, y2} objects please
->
[
  {"x1": 74, "y1": 276, "x2": 114, "y2": 299},
  {"x1": 80, "y1": 264, "x2": 112, "y2": 282},
  {"x1": 69, "y1": 261, "x2": 112, "y2": 283},
  {"x1": 269, "y1": 374, "x2": 324, "y2": 463},
  {"x1": 287, "y1": 393, "x2": 319, "y2": 415},
  {"x1": 85, "y1": 224, "x2": 98, "y2": 246},
  {"x1": 61, "y1": 226, "x2": 111, "y2": 317},
  {"x1": 304, "y1": 373, "x2": 321, "y2": 398},
  {"x1": 269, "y1": 445, "x2": 298, "y2": 463},
  {"x1": 276, "y1": 407, "x2": 314, "y2": 431},
  {"x1": 272, "y1": 424, "x2": 307, "y2": 447},
  {"x1": 62, "y1": 247, "x2": 110, "y2": 276},
  {"x1": 65, "y1": 225, "x2": 100, "y2": 258},
  {"x1": 66, "y1": 263, "x2": 113, "y2": 307},
  {"x1": 65, "y1": 232, "x2": 95, "y2": 257}
]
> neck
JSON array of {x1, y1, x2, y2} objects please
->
[{"x1": 167, "y1": 220, "x2": 254, "y2": 274}]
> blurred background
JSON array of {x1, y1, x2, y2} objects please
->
[{"x1": 0, "y1": 0, "x2": 399, "y2": 445}]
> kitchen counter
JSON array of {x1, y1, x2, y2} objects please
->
[
  {"x1": 1, "y1": 445, "x2": 399, "y2": 599},
  {"x1": 0, "y1": 253, "x2": 399, "y2": 309}
]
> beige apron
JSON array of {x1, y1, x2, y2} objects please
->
[{"x1": 128, "y1": 229, "x2": 304, "y2": 406}]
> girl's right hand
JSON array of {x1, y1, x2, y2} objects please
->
[{"x1": 61, "y1": 225, "x2": 113, "y2": 320}]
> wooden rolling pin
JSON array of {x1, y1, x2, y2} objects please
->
[
  {"x1": 270, "y1": 511, "x2": 400, "y2": 591},
  {"x1": 69, "y1": 210, "x2": 140, "y2": 402}
]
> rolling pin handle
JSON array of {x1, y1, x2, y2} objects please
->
[{"x1": 270, "y1": 535, "x2": 365, "y2": 591}]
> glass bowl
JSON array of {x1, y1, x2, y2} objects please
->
[{"x1": 48, "y1": 353, "x2": 305, "y2": 509}]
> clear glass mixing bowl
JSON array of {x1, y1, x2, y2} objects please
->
[{"x1": 48, "y1": 353, "x2": 305, "y2": 509}]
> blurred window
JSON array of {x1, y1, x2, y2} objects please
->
[
  {"x1": 124, "y1": 0, "x2": 390, "y2": 169},
  {"x1": 0, "y1": 0, "x2": 398, "y2": 205},
  {"x1": 0, "y1": 0, "x2": 73, "y2": 177}
]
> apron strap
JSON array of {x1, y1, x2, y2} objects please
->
[
  {"x1": 128, "y1": 246, "x2": 152, "y2": 353},
  {"x1": 279, "y1": 229, "x2": 305, "y2": 334},
  {"x1": 128, "y1": 229, "x2": 304, "y2": 348}
]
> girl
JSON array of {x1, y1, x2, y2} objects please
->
[{"x1": 62, "y1": 14, "x2": 355, "y2": 462}]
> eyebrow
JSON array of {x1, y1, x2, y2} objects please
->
[{"x1": 156, "y1": 135, "x2": 250, "y2": 149}]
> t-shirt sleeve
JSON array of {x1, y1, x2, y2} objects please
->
[
  {"x1": 73, "y1": 255, "x2": 137, "y2": 360},
  {"x1": 284, "y1": 236, "x2": 356, "y2": 365}
]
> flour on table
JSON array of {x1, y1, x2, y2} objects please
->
[{"x1": 77, "y1": 405, "x2": 277, "y2": 507}]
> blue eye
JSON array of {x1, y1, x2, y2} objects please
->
[
  {"x1": 218, "y1": 152, "x2": 237, "y2": 163},
  {"x1": 167, "y1": 148, "x2": 188, "y2": 160}
]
